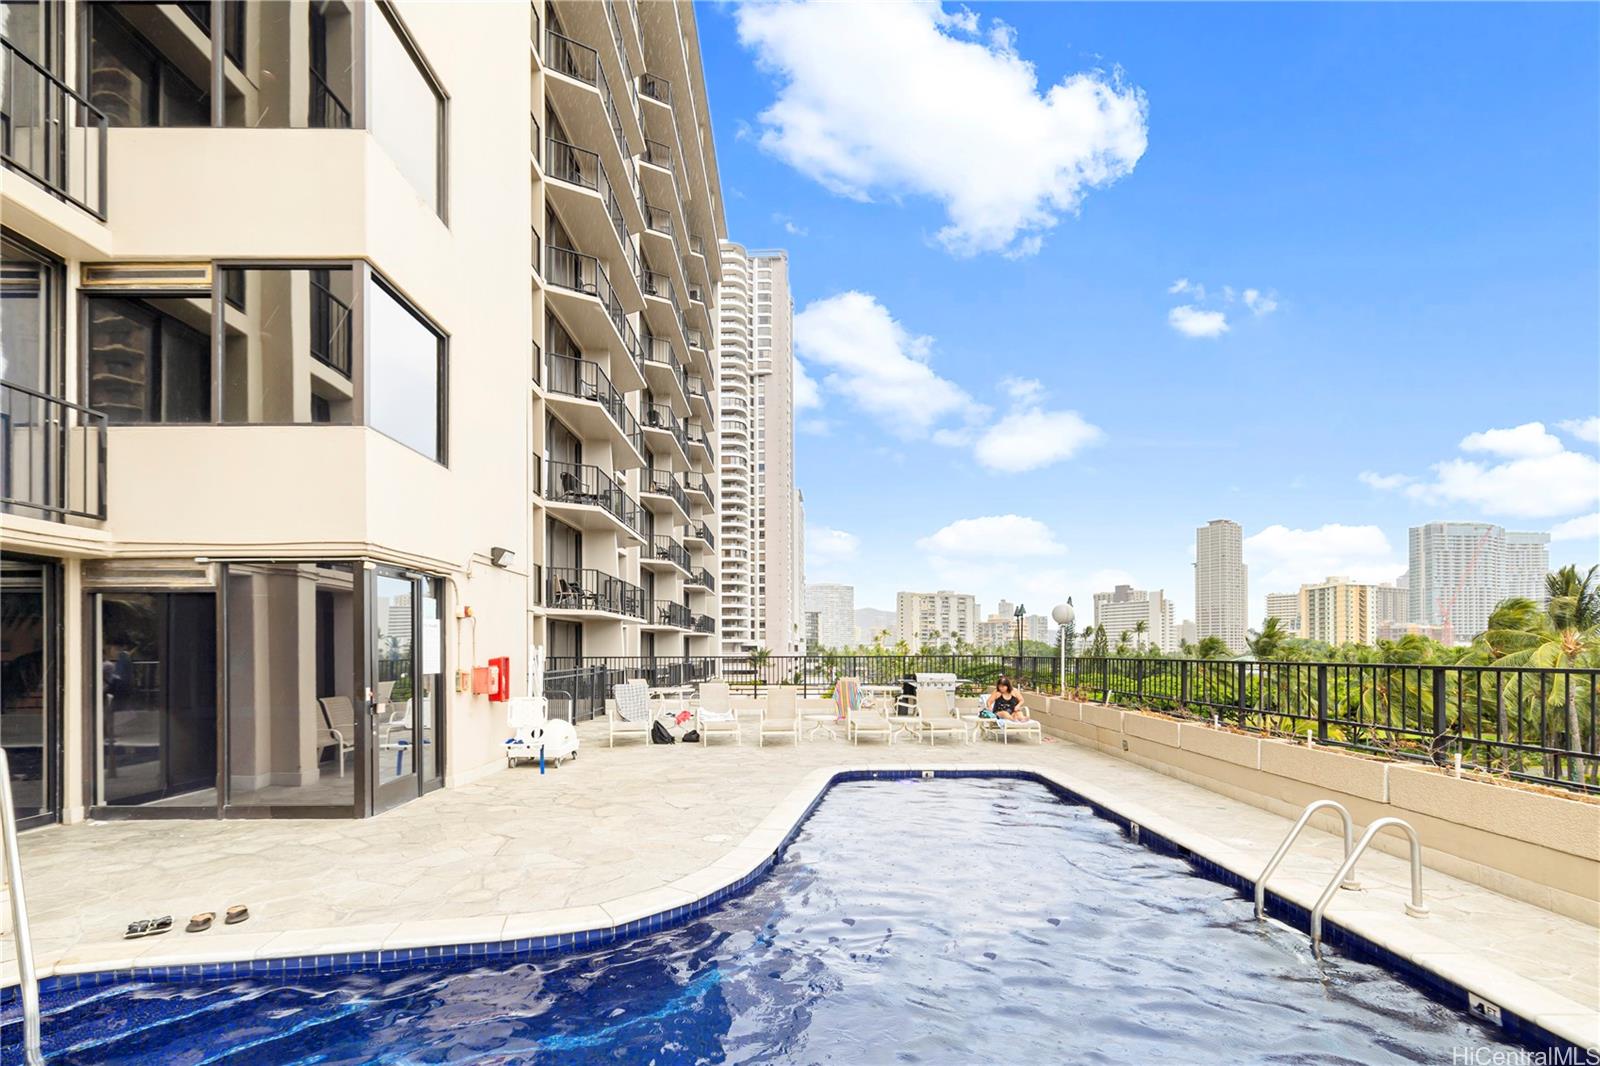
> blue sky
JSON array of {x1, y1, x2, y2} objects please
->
[{"x1": 697, "y1": 1, "x2": 1600, "y2": 623}]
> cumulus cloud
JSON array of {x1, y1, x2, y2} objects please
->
[
  {"x1": 795, "y1": 292, "x2": 1102, "y2": 472},
  {"x1": 733, "y1": 1, "x2": 1148, "y2": 257},
  {"x1": 1242, "y1": 288, "x2": 1278, "y2": 316},
  {"x1": 808, "y1": 526, "x2": 860, "y2": 564},
  {"x1": 1245, "y1": 524, "x2": 1404, "y2": 600},
  {"x1": 1551, "y1": 513, "x2": 1599, "y2": 543},
  {"x1": 1556, "y1": 416, "x2": 1600, "y2": 445},
  {"x1": 793, "y1": 356, "x2": 821, "y2": 409},
  {"x1": 1359, "y1": 471, "x2": 1413, "y2": 491},
  {"x1": 1168, "y1": 305, "x2": 1229, "y2": 338},
  {"x1": 1364, "y1": 421, "x2": 1600, "y2": 519},
  {"x1": 917, "y1": 515, "x2": 1066, "y2": 558}
]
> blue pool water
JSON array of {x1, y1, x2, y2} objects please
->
[{"x1": 5, "y1": 778, "x2": 1534, "y2": 1064}]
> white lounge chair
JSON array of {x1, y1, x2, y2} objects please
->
[
  {"x1": 318, "y1": 696, "x2": 356, "y2": 777},
  {"x1": 609, "y1": 680, "x2": 654, "y2": 746},
  {"x1": 917, "y1": 688, "x2": 967, "y2": 745},
  {"x1": 845, "y1": 679, "x2": 894, "y2": 745},
  {"x1": 695, "y1": 681, "x2": 741, "y2": 745},
  {"x1": 973, "y1": 693, "x2": 1044, "y2": 744},
  {"x1": 759, "y1": 686, "x2": 801, "y2": 746}
]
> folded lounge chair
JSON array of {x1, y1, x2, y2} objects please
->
[
  {"x1": 844, "y1": 677, "x2": 894, "y2": 745},
  {"x1": 695, "y1": 680, "x2": 741, "y2": 745},
  {"x1": 759, "y1": 685, "x2": 801, "y2": 746},
  {"x1": 609, "y1": 680, "x2": 655, "y2": 746},
  {"x1": 916, "y1": 688, "x2": 967, "y2": 745}
]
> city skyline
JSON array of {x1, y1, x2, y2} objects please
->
[{"x1": 699, "y1": 2, "x2": 1599, "y2": 623}]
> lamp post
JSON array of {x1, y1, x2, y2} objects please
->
[
  {"x1": 1013, "y1": 603, "x2": 1026, "y2": 675},
  {"x1": 1052, "y1": 599, "x2": 1076, "y2": 696}
]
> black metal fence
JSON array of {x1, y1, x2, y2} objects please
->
[
  {"x1": 542, "y1": 653, "x2": 1598, "y2": 792},
  {"x1": 1, "y1": 37, "x2": 108, "y2": 218},
  {"x1": 0, "y1": 381, "x2": 107, "y2": 521}
]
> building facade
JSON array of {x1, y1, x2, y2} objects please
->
[
  {"x1": 894, "y1": 590, "x2": 978, "y2": 650},
  {"x1": 803, "y1": 582, "x2": 855, "y2": 649},
  {"x1": 716, "y1": 243, "x2": 801, "y2": 654},
  {"x1": 1195, "y1": 519, "x2": 1248, "y2": 653},
  {"x1": 1298, "y1": 577, "x2": 1375, "y2": 647},
  {"x1": 1264, "y1": 591, "x2": 1302, "y2": 635},
  {"x1": 1408, "y1": 522, "x2": 1551, "y2": 643},
  {"x1": 0, "y1": 0, "x2": 723, "y2": 827},
  {"x1": 1091, "y1": 585, "x2": 1175, "y2": 652}
]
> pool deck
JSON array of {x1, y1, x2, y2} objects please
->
[{"x1": 5, "y1": 722, "x2": 1598, "y2": 1049}]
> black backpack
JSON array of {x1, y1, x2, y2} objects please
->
[{"x1": 651, "y1": 720, "x2": 676, "y2": 744}]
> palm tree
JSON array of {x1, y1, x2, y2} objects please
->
[
  {"x1": 1481, "y1": 566, "x2": 1599, "y2": 783},
  {"x1": 1115, "y1": 630, "x2": 1132, "y2": 656},
  {"x1": 1466, "y1": 597, "x2": 1543, "y2": 770},
  {"x1": 1195, "y1": 635, "x2": 1230, "y2": 660},
  {"x1": 745, "y1": 646, "x2": 771, "y2": 696},
  {"x1": 1134, "y1": 619, "x2": 1148, "y2": 653},
  {"x1": 1247, "y1": 617, "x2": 1288, "y2": 660}
]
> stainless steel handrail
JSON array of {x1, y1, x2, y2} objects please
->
[
  {"x1": 0, "y1": 749, "x2": 44, "y2": 1064},
  {"x1": 1253, "y1": 799, "x2": 1360, "y2": 920},
  {"x1": 1310, "y1": 816, "x2": 1429, "y2": 957}
]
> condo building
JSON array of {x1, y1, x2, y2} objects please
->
[
  {"x1": 0, "y1": 0, "x2": 723, "y2": 827},
  {"x1": 895, "y1": 590, "x2": 978, "y2": 650},
  {"x1": 1263, "y1": 591, "x2": 1301, "y2": 635},
  {"x1": 1194, "y1": 519, "x2": 1248, "y2": 653},
  {"x1": 803, "y1": 582, "x2": 855, "y2": 650},
  {"x1": 1092, "y1": 585, "x2": 1175, "y2": 652},
  {"x1": 1408, "y1": 522, "x2": 1551, "y2": 643},
  {"x1": 716, "y1": 243, "x2": 802, "y2": 654}
]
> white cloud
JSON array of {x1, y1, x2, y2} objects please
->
[
  {"x1": 1359, "y1": 471, "x2": 1414, "y2": 491},
  {"x1": 1000, "y1": 376, "x2": 1044, "y2": 404},
  {"x1": 808, "y1": 526, "x2": 860, "y2": 564},
  {"x1": 1551, "y1": 513, "x2": 1600, "y2": 543},
  {"x1": 973, "y1": 409, "x2": 1102, "y2": 472},
  {"x1": 1244, "y1": 524, "x2": 1404, "y2": 609},
  {"x1": 1167, "y1": 277, "x2": 1191, "y2": 295},
  {"x1": 1168, "y1": 305, "x2": 1229, "y2": 338},
  {"x1": 917, "y1": 515, "x2": 1066, "y2": 558},
  {"x1": 1556, "y1": 417, "x2": 1600, "y2": 445},
  {"x1": 734, "y1": 1, "x2": 1148, "y2": 257},
  {"x1": 793, "y1": 356, "x2": 821, "y2": 409},
  {"x1": 1459, "y1": 421, "x2": 1563, "y2": 459},
  {"x1": 1242, "y1": 288, "x2": 1278, "y2": 316}
]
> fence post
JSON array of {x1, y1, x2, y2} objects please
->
[
  {"x1": 1236, "y1": 661, "x2": 1248, "y2": 727},
  {"x1": 1180, "y1": 659, "x2": 1190, "y2": 708},
  {"x1": 1316, "y1": 664, "x2": 1329, "y2": 742},
  {"x1": 1431, "y1": 666, "x2": 1449, "y2": 765},
  {"x1": 1135, "y1": 658, "x2": 1144, "y2": 705}
]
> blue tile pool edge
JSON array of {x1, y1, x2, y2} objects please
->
[{"x1": 0, "y1": 768, "x2": 1583, "y2": 1056}]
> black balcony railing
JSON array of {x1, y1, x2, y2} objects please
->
[
  {"x1": 691, "y1": 614, "x2": 716, "y2": 634},
  {"x1": 546, "y1": 136, "x2": 600, "y2": 190},
  {"x1": 687, "y1": 284, "x2": 704, "y2": 305},
  {"x1": 653, "y1": 600, "x2": 691, "y2": 629},
  {"x1": 642, "y1": 138, "x2": 672, "y2": 168},
  {"x1": 310, "y1": 67, "x2": 352, "y2": 129},
  {"x1": 309, "y1": 273, "x2": 352, "y2": 377},
  {"x1": 686, "y1": 422, "x2": 710, "y2": 454},
  {"x1": 546, "y1": 566, "x2": 646, "y2": 620},
  {"x1": 686, "y1": 376, "x2": 708, "y2": 403},
  {"x1": 0, "y1": 381, "x2": 106, "y2": 521},
  {"x1": 545, "y1": 460, "x2": 644, "y2": 536},
  {"x1": 642, "y1": 466, "x2": 688, "y2": 513},
  {"x1": 687, "y1": 520, "x2": 714, "y2": 548},
  {"x1": 642, "y1": 335, "x2": 688, "y2": 396},
  {"x1": 547, "y1": 246, "x2": 642, "y2": 375},
  {"x1": 689, "y1": 235, "x2": 706, "y2": 256},
  {"x1": 649, "y1": 534, "x2": 690, "y2": 572},
  {"x1": 644, "y1": 402, "x2": 688, "y2": 456},
  {"x1": 686, "y1": 567, "x2": 714, "y2": 591},
  {"x1": 545, "y1": 353, "x2": 643, "y2": 457},
  {"x1": 640, "y1": 199, "x2": 673, "y2": 236},
  {"x1": 684, "y1": 471, "x2": 714, "y2": 507},
  {"x1": 639, "y1": 267, "x2": 674, "y2": 303},
  {"x1": 685, "y1": 327, "x2": 705, "y2": 350},
  {"x1": 638, "y1": 72, "x2": 671, "y2": 104},
  {"x1": 546, "y1": 30, "x2": 598, "y2": 84},
  {"x1": 1, "y1": 38, "x2": 108, "y2": 219}
]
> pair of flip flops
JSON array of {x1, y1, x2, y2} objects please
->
[
  {"x1": 124, "y1": 916, "x2": 173, "y2": 939},
  {"x1": 186, "y1": 905, "x2": 250, "y2": 933}
]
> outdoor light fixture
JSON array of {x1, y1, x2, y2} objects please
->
[
  {"x1": 489, "y1": 547, "x2": 516, "y2": 569},
  {"x1": 1052, "y1": 600, "x2": 1076, "y2": 695},
  {"x1": 1014, "y1": 603, "x2": 1027, "y2": 667}
]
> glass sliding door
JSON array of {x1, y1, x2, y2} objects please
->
[
  {"x1": 0, "y1": 556, "x2": 59, "y2": 828},
  {"x1": 370, "y1": 568, "x2": 443, "y2": 812}
]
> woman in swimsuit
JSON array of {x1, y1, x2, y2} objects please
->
[{"x1": 986, "y1": 677, "x2": 1028, "y2": 720}]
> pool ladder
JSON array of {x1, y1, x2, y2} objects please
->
[
  {"x1": 0, "y1": 749, "x2": 44, "y2": 1064},
  {"x1": 1255, "y1": 799, "x2": 1428, "y2": 958}
]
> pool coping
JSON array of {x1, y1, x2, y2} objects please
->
[{"x1": 4, "y1": 763, "x2": 1595, "y2": 1054}]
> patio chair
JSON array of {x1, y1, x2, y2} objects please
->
[
  {"x1": 917, "y1": 688, "x2": 967, "y2": 745},
  {"x1": 609, "y1": 680, "x2": 655, "y2": 746},
  {"x1": 846, "y1": 682, "x2": 894, "y2": 745},
  {"x1": 318, "y1": 696, "x2": 357, "y2": 777},
  {"x1": 759, "y1": 685, "x2": 801, "y2": 746},
  {"x1": 558, "y1": 470, "x2": 603, "y2": 507},
  {"x1": 695, "y1": 680, "x2": 741, "y2": 745},
  {"x1": 552, "y1": 576, "x2": 598, "y2": 611},
  {"x1": 972, "y1": 693, "x2": 1044, "y2": 744}
]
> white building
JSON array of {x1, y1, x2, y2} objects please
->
[
  {"x1": 718, "y1": 244, "x2": 802, "y2": 653},
  {"x1": 1408, "y1": 522, "x2": 1551, "y2": 643},
  {"x1": 975, "y1": 611, "x2": 1051, "y2": 649},
  {"x1": 895, "y1": 590, "x2": 978, "y2": 650},
  {"x1": 1195, "y1": 519, "x2": 1249, "y2": 653},
  {"x1": 1092, "y1": 585, "x2": 1175, "y2": 652},
  {"x1": 804, "y1": 583, "x2": 855, "y2": 649},
  {"x1": 1264, "y1": 592, "x2": 1301, "y2": 635}
]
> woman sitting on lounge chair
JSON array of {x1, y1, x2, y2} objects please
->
[{"x1": 985, "y1": 677, "x2": 1030, "y2": 721}]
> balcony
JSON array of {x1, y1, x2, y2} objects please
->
[
  {"x1": 546, "y1": 30, "x2": 599, "y2": 85},
  {"x1": 544, "y1": 245, "x2": 646, "y2": 392},
  {"x1": 686, "y1": 421, "x2": 712, "y2": 463},
  {"x1": 544, "y1": 352, "x2": 645, "y2": 468},
  {"x1": 0, "y1": 38, "x2": 109, "y2": 220},
  {"x1": 643, "y1": 402, "x2": 690, "y2": 467},
  {"x1": 643, "y1": 533, "x2": 690, "y2": 574},
  {"x1": 686, "y1": 375, "x2": 713, "y2": 421},
  {"x1": 641, "y1": 334, "x2": 689, "y2": 411},
  {"x1": 546, "y1": 566, "x2": 646, "y2": 620},
  {"x1": 685, "y1": 520, "x2": 715, "y2": 549},
  {"x1": 544, "y1": 460, "x2": 645, "y2": 542},
  {"x1": 639, "y1": 466, "x2": 689, "y2": 524},
  {"x1": 640, "y1": 198, "x2": 674, "y2": 238},
  {"x1": 683, "y1": 471, "x2": 715, "y2": 508},
  {"x1": 640, "y1": 138, "x2": 672, "y2": 170},
  {"x1": 646, "y1": 599, "x2": 692, "y2": 630},
  {"x1": 686, "y1": 567, "x2": 715, "y2": 592},
  {"x1": 544, "y1": 137, "x2": 641, "y2": 301},
  {"x1": 691, "y1": 613, "x2": 717, "y2": 635},
  {"x1": 0, "y1": 381, "x2": 107, "y2": 522},
  {"x1": 638, "y1": 73, "x2": 671, "y2": 106}
]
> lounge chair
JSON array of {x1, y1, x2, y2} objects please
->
[
  {"x1": 917, "y1": 688, "x2": 967, "y2": 745},
  {"x1": 695, "y1": 680, "x2": 741, "y2": 745},
  {"x1": 318, "y1": 696, "x2": 356, "y2": 777},
  {"x1": 609, "y1": 680, "x2": 655, "y2": 746},
  {"x1": 759, "y1": 686, "x2": 801, "y2": 746},
  {"x1": 845, "y1": 678, "x2": 894, "y2": 745},
  {"x1": 972, "y1": 695, "x2": 1044, "y2": 744}
]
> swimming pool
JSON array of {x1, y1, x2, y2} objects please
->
[{"x1": 3, "y1": 777, "x2": 1539, "y2": 1064}]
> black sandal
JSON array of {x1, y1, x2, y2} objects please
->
[
  {"x1": 124, "y1": 915, "x2": 173, "y2": 939},
  {"x1": 224, "y1": 905, "x2": 250, "y2": 925},
  {"x1": 186, "y1": 912, "x2": 215, "y2": 933}
]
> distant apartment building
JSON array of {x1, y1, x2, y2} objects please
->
[
  {"x1": 718, "y1": 244, "x2": 802, "y2": 653},
  {"x1": 1408, "y1": 522, "x2": 1552, "y2": 643},
  {"x1": 1195, "y1": 520, "x2": 1249, "y2": 652},
  {"x1": 895, "y1": 590, "x2": 978, "y2": 650},
  {"x1": 1299, "y1": 577, "x2": 1376, "y2": 646},
  {"x1": 1092, "y1": 585, "x2": 1176, "y2": 651},
  {"x1": 1264, "y1": 592, "x2": 1301, "y2": 635},
  {"x1": 804, "y1": 582, "x2": 856, "y2": 649},
  {"x1": 1372, "y1": 582, "x2": 1408, "y2": 627},
  {"x1": 1378, "y1": 620, "x2": 1451, "y2": 643},
  {"x1": 1178, "y1": 619, "x2": 1198, "y2": 647},
  {"x1": 975, "y1": 610, "x2": 1051, "y2": 649},
  {"x1": 0, "y1": 0, "x2": 724, "y2": 826}
]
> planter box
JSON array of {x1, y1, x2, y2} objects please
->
[
  {"x1": 1080, "y1": 703, "x2": 1125, "y2": 733},
  {"x1": 1388, "y1": 766, "x2": 1600, "y2": 862},
  {"x1": 1122, "y1": 712, "x2": 1181, "y2": 749},
  {"x1": 1041, "y1": 696, "x2": 1077, "y2": 720},
  {"x1": 1178, "y1": 723, "x2": 1261, "y2": 769},
  {"x1": 1260, "y1": 741, "x2": 1389, "y2": 803}
]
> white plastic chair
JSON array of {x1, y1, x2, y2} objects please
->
[
  {"x1": 695, "y1": 681, "x2": 741, "y2": 745},
  {"x1": 610, "y1": 680, "x2": 654, "y2": 746},
  {"x1": 759, "y1": 686, "x2": 801, "y2": 746}
]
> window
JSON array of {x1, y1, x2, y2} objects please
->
[
  {"x1": 220, "y1": 267, "x2": 355, "y2": 425},
  {"x1": 369, "y1": 1, "x2": 446, "y2": 216},
  {"x1": 85, "y1": 293, "x2": 212, "y2": 423},
  {"x1": 366, "y1": 275, "x2": 445, "y2": 462},
  {"x1": 84, "y1": 3, "x2": 210, "y2": 127},
  {"x1": 221, "y1": 0, "x2": 357, "y2": 128},
  {"x1": 1, "y1": 234, "x2": 60, "y2": 395}
]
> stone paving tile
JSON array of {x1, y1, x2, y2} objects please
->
[{"x1": 4, "y1": 721, "x2": 1596, "y2": 1043}]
